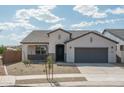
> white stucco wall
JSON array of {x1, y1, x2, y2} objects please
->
[
  {"x1": 48, "y1": 30, "x2": 70, "y2": 54},
  {"x1": 22, "y1": 44, "x2": 28, "y2": 61},
  {"x1": 28, "y1": 45, "x2": 36, "y2": 55},
  {"x1": 104, "y1": 32, "x2": 124, "y2": 63},
  {"x1": 66, "y1": 33, "x2": 117, "y2": 63}
]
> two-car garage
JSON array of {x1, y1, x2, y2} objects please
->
[
  {"x1": 75, "y1": 48, "x2": 108, "y2": 63},
  {"x1": 66, "y1": 32, "x2": 117, "y2": 63}
]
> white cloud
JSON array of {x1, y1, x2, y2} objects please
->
[
  {"x1": 0, "y1": 22, "x2": 16, "y2": 31},
  {"x1": 0, "y1": 30, "x2": 31, "y2": 45},
  {"x1": 73, "y1": 5, "x2": 107, "y2": 18},
  {"x1": 71, "y1": 22, "x2": 93, "y2": 28},
  {"x1": 0, "y1": 20, "x2": 37, "y2": 45},
  {"x1": 106, "y1": 7, "x2": 124, "y2": 14},
  {"x1": 0, "y1": 9, "x2": 39, "y2": 31},
  {"x1": 71, "y1": 19, "x2": 124, "y2": 28},
  {"x1": 0, "y1": 5, "x2": 64, "y2": 45},
  {"x1": 9, "y1": 31, "x2": 31, "y2": 42},
  {"x1": 0, "y1": 6, "x2": 64, "y2": 32},
  {"x1": 49, "y1": 23, "x2": 64, "y2": 30},
  {"x1": 0, "y1": 21, "x2": 37, "y2": 31},
  {"x1": 16, "y1": 5, "x2": 64, "y2": 23},
  {"x1": 0, "y1": 35, "x2": 4, "y2": 39}
]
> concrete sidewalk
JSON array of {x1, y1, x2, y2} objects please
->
[
  {"x1": 1, "y1": 73, "x2": 124, "y2": 86},
  {"x1": 0, "y1": 76, "x2": 15, "y2": 86},
  {"x1": 15, "y1": 74, "x2": 83, "y2": 80},
  {"x1": 15, "y1": 81, "x2": 124, "y2": 87},
  {"x1": 15, "y1": 74, "x2": 124, "y2": 81},
  {"x1": 0, "y1": 74, "x2": 84, "y2": 86}
]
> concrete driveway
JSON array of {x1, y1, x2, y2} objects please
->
[{"x1": 76, "y1": 63, "x2": 124, "y2": 81}]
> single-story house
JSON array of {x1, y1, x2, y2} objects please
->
[
  {"x1": 21, "y1": 28, "x2": 117, "y2": 63},
  {"x1": 103, "y1": 29, "x2": 124, "y2": 63}
]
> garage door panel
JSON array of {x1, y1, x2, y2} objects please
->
[
  {"x1": 75, "y1": 49, "x2": 89, "y2": 59},
  {"x1": 75, "y1": 48, "x2": 108, "y2": 63}
]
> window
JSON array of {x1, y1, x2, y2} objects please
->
[
  {"x1": 120, "y1": 45, "x2": 124, "y2": 51},
  {"x1": 35, "y1": 45, "x2": 47, "y2": 55}
]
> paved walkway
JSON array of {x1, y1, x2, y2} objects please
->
[
  {"x1": 15, "y1": 74, "x2": 124, "y2": 81},
  {"x1": 0, "y1": 74, "x2": 84, "y2": 86},
  {"x1": 1, "y1": 73, "x2": 124, "y2": 86},
  {"x1": 15, "y1": 74, "x2": 83, "y2": 80},
  {"x1": 14, "y1": 81, "x2": 124, "y2": 87}
]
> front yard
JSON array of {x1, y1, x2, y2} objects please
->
[{"x1": 6, "y1": 62, "x2": 80, "y2": 75}]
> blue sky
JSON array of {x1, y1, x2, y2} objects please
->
[{"x1": 0, "y1": 5, "x2": 124, "y2": 45}]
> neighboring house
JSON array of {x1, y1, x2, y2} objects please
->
[
  {"x1": 21, "y1": 28, "x2": 117, "y2": 63},
  {"x1": 103, "y1": 29, "x2": 124, "y2": 63}
]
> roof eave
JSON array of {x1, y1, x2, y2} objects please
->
[
  {"x1": 103, "y1": 30, "x2": 124, "y2": 42},
  {"x1": 47, "y1": 28, "x2": 72, "y2": 36}
]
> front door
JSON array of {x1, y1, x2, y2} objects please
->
[{"x1": 56, "y1": 45, "x2": 64, "y2": 62}]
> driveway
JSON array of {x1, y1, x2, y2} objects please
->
[{"x1": 76, "y1": 63, "x2": 124, "y2": 81}]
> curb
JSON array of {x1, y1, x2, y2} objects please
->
[{"x1": 4, "y1": 65, "x2": 8, "y2": 75}]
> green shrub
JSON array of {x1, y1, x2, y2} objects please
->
[
  {"x1": 23, "y1": 60, "x2": 31, "y2": 65},
  {"x1": 0, "y1": 45, "x2": 6, "y2": 54}
]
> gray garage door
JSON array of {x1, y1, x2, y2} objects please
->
[{"x1": 75, "y1": 48, "x2": 108, "y2": 63}]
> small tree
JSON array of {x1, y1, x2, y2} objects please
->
[
  {"x1": 45, "y1": 60, "x2": 48, "y2": 80},
  {"x1": 45, "y1": 55, "x2": 54, "y2": 81}
]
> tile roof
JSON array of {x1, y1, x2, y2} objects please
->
[
  {"x1": 21, "y1": 30, "x2": 50, "y2": 44},
  {"x1": 21, "y1": 29, "x2": 93, "y2": 44},
  {"x1": 21, "y1": 29, "x2": 117, "y2": 44},
  {"x1": 103, "y1": 29, "x2": 124, "y2": 41},
  {"x1": 65, "y1": 31, "x2": 118, "y2": 44}
]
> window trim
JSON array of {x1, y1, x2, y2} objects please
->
[
  {"x1": 120, "y1": 45, "x2": 124, "y2": 51},
  {"x1": 35, "y1": 45, "x2": 47, "y2": 55}
]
